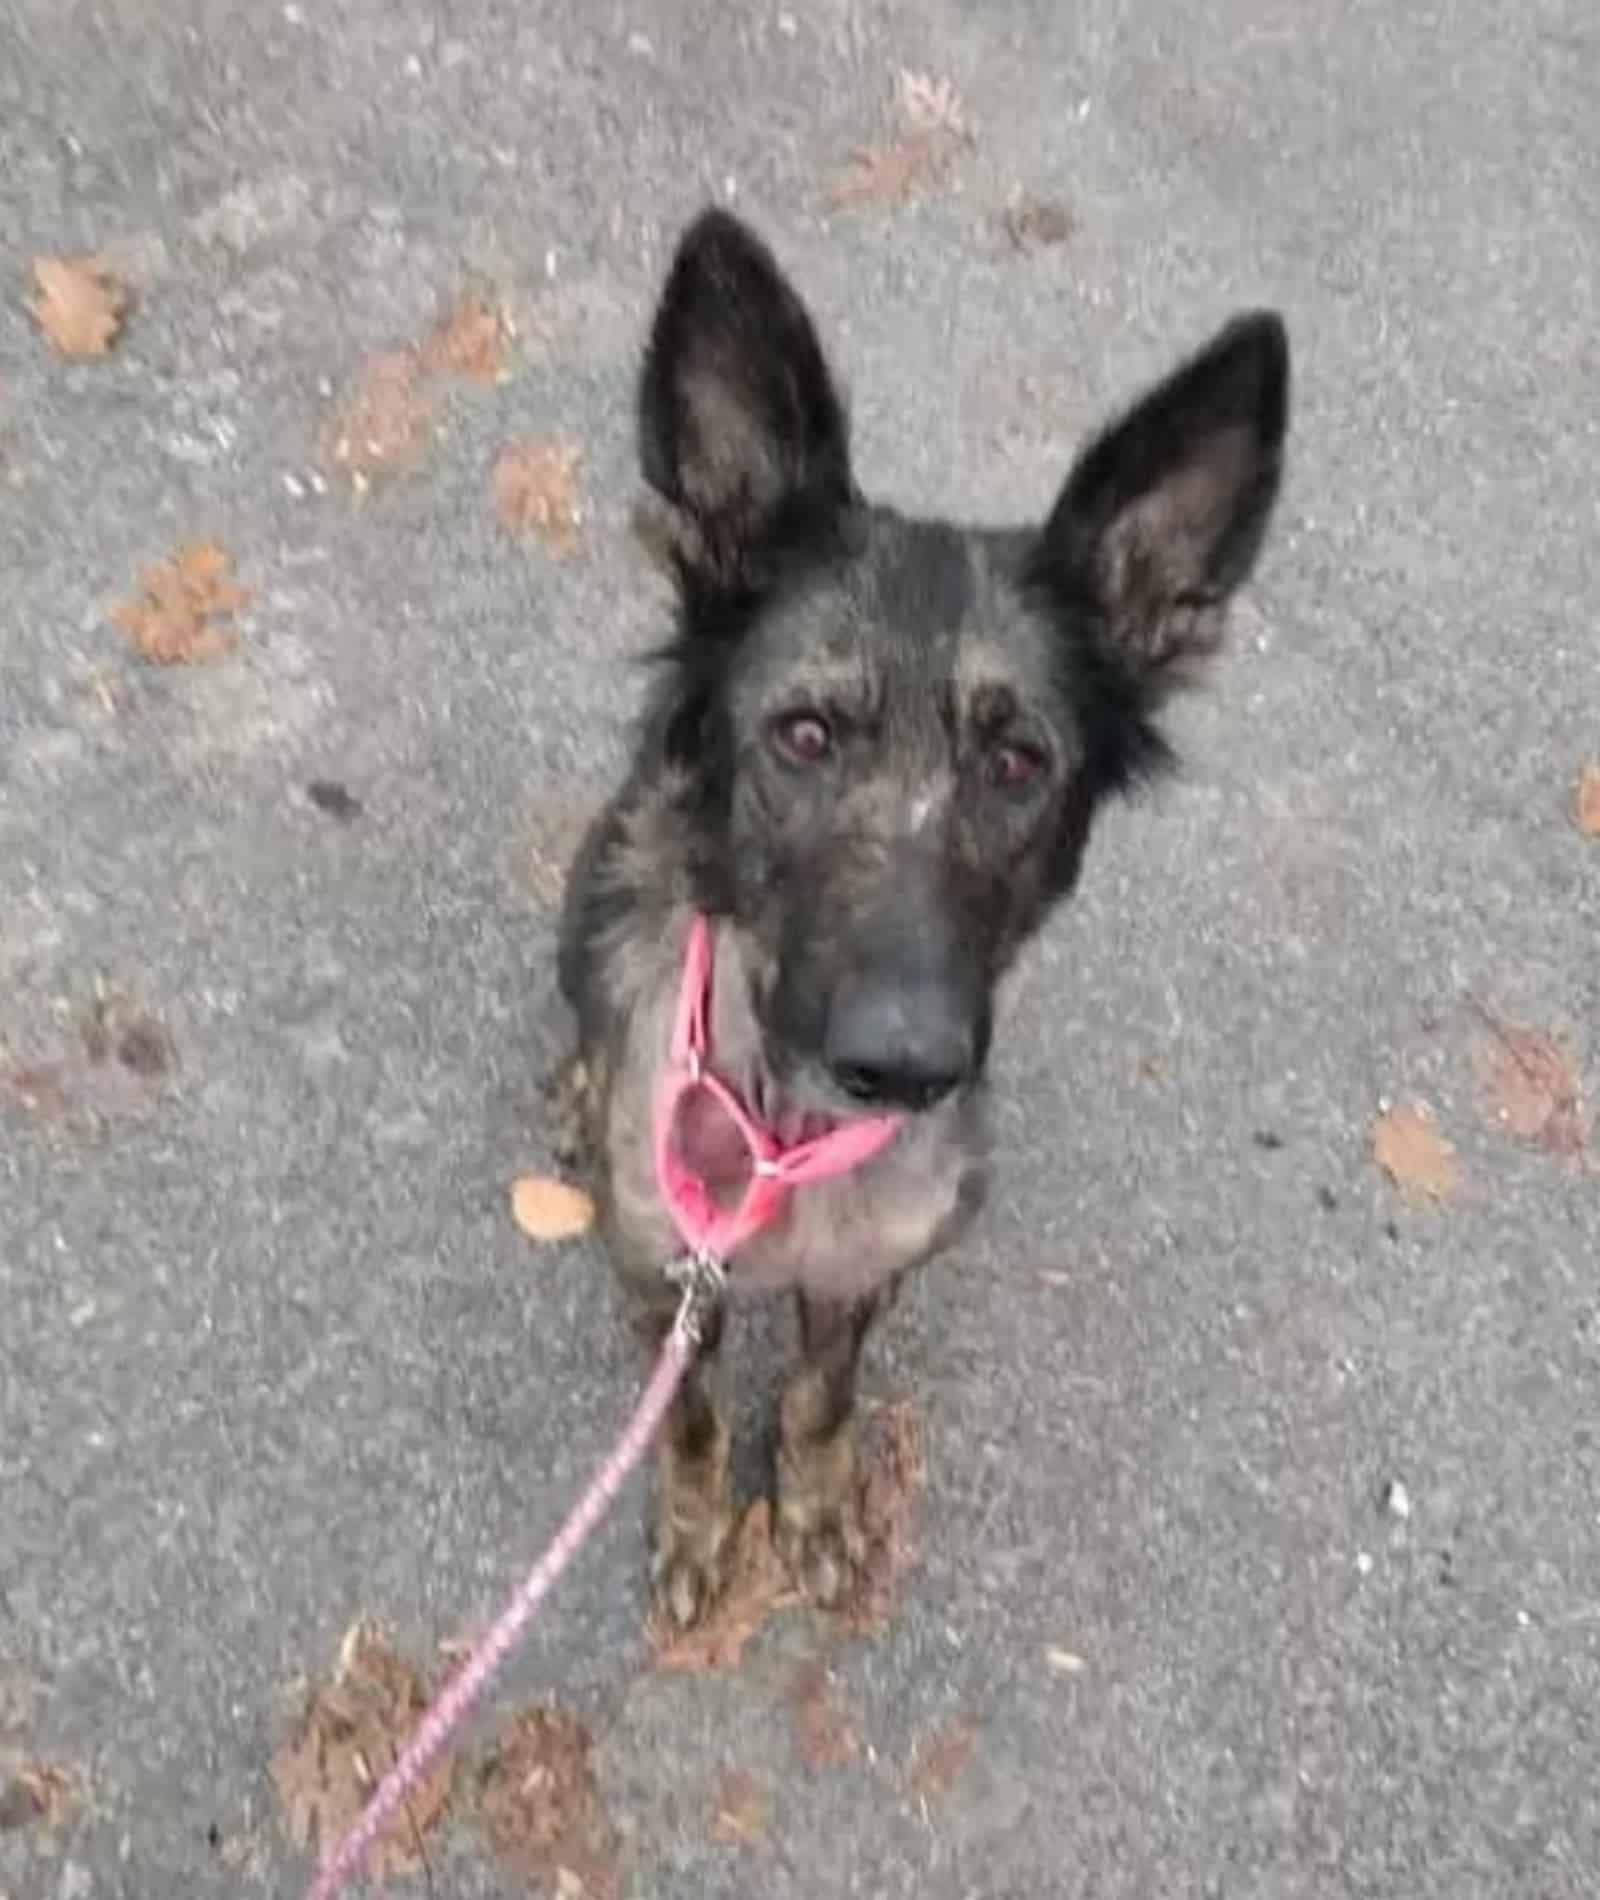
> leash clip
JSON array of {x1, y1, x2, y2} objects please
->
[{"x1": 664, "y1": 1249, "x2": 725, "y2": 1347}]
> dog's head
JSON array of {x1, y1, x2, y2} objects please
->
[{"x1": 638, "y1": 209, "x2": 1289, "y2": 1115}]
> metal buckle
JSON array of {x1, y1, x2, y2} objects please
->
[{"x1": 664, "y1": 1249, "x2": 725, "y2": 1347}]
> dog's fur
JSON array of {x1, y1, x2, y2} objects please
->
[{"x1": 555, "y1": 208, "x2": 1290, "y2": 1625}]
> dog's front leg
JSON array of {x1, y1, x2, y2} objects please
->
[
  {"x1": 776, "y1": 1291, "x2": 881, "y2": 1606},
  {"x1": 637, "y1": 1300, "x2": 734, "y2": 1628}
]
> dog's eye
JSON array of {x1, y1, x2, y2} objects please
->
[
  {"x1": 987, "y1": 741, "x2": 1048, "y2": 791},
  {"x1": 771, "y1": 711, "x2": 833, "y2": 766}
]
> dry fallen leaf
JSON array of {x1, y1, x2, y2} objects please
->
[
  {"x1": 83, "y1": 994, "x2": 172, "y2": 1079},
  {"x1": 0, "y1": 1759, "x2": 76, "y2": 1834},
  {"x1": 271, "y1": 1621, "x2": 453, "y2": 1881},
  {"x1": 3, "y1": 992, "x2": 173, "y2": 1132},
  {"x1": 324, "y1": 350, "x2": 433, "y2": 485},
  {"x1": 478, "y1": 1708, "x2": 618, "y2": 1900},
  {"x1": 828, "y1": 70, "x2": 973, "y2": 212},
  {"x1": 651, "y1": 1498, "x2": 801, "y2": 1671},
  {"x1": 1576, "y1": 763, "x2": 1600, "y2": 838},
  {"x1": 827, "y1": 133, "x2": 960, "y2": 211},
  {"x1": 2, "y1": 1064, "x2": 70, "y2": 1121},
  {"x1": 709, "y1": 1770, "x2": 770, "y2": 1848},
  {"x1": 1003, "y1": 194, "x2": 1076, "y2": 252},
  {"x1": 906, "y1": 1714, "x2": 979, "y2": 1801},
  {"x1": 423, "y1": 294, "x2": 507, "y2": 383},
  {"x1": 1372, "y1": 1100, "x2": 1458, "y2": 1201},
  {"x1": 789, "y1": 1661, "x2": 860, "y2": 1768},
  {"x1": 511, "y1": 1173, "x2": 596, "y2": 1241},
  {"x1": 494, "y1": 440, "x2": 583, "y2": 556},
  {"x1": 1470, "y1": 999, "x2": 1586, "y2": 1157},
  {"x1": 31, "y1": 254, "x2": 128, "y2": 356},
  {"x1": 895, "y1": 68, "x2": 969, "y2": 136},
  {"x1": 111, "y1": 541, "x2": 248, "y2": 664}
]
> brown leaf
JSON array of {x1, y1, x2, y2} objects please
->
[
  {"x1": 828, "y1": 69, "x2": 973, "y2": 213},
  {"x1": 906, "y1": 1714, "x2": 978, "y2": 1801},
  {"x1": 111, "y1": 541, "x2": 248, "y2": 664},
  {"x1": 323, "y1": 350, "x2": 433, "y2": 485},
  {"x1": 0, "y1": 1759, "x2": 75, "y2": 1833},
  {"x1": 894, "y1": 68, "x2": 969, "y2": 136},
  {"x1": 838, "y1": 1400, "x2": 926, "y2": 1633},
  {"x1": 478, "y1": 1708, "x2": 618, "y2": 1900},
  {"x1": 511, "y1": 1173, "x2": 596, "y2": 1241},
  {"x1": 788, "y1": 1661, "x2": 860, "y2": 1769},
  {"x1": 2, "y1": 1064, "x2": 70, "y2": 1120},
  {"x1": 1470, "y1": 1001, "x2": 1587, "y2": 1157},
  {"x1": 31, "y1": 254, "x2": 128, "y2": 356},
  {"x1": 709, "y1": 1769, "x2": 770, "y2": 1848},
  {"x1": 270, "y1": 1621, "x2": 453, "y2": 1881},
  {"x1": 1003, "y1": 194, "x2": 1076, "y2": 252},
  {"x1": 651, "y1": 1498, "x2": 801, "y2": 1671},
  {"x1": 1576, "y1": 762, "x2": 1600, "y2": 838},
  {"x1": 494, "y1": 440, "x2": 583, "y2": 556},
  {"x1": 422, "y1": 295, "x2": 507, "y2": 383},
  {"x1": 827, "y1": 132, "x2": 960, "y2": 211},
  {"x1": 5, "y1": 994, "x2": 173, "y2": 1133},
  {"x1": 1372, "y1": 1101, "x2": 1458, "y2": 1200}
]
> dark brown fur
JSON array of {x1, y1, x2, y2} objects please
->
[{"x1": 555, "y1": 209, "x2": 1290, "y2": 1623}]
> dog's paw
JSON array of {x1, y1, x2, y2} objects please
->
[
  {"x1": 651, "y1": 1506, "x2": 734, "y2": 1629},
  {"x1": 775, "y1": 1490, "x2": 867, "y2": 1609}
]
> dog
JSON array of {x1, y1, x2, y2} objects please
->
[{"x1": 553, "y1": 207, "x2": 1290, "y2": 1627}]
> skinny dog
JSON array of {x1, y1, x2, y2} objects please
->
[{"x1": 554, "y1": 208, "x2": 1290, "y2": 1626}]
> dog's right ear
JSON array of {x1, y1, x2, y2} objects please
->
[
  {"x1": 638, "y1": 209, "x2": 853, "y2": 589},
  {"x1": 1033, "y1": 311, "x2": 1289, "y2": 704}
]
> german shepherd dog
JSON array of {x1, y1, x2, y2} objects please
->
[{"x1": 555, "y1": 208, "x2": 1289, "y2": 1627}]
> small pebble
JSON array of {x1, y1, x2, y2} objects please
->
[
  {"x1": 1355, "y1": 1550, "x2": 1374, "y2": 1575},
  {"x1": 1382, "y1": 1479, "x2": 1412, "y2": 1521},
  {"x1": 306, "y1": 779, "x2": 362, "y2": 821}
]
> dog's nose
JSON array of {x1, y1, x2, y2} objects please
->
[{"x1": 823, "y1": 976, "x2": 976, "y2": 1112}]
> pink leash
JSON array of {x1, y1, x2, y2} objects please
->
[
  {"x1": 303, "y1": 1286, "x2": 707, "y2": 1900},
  {"x1": 303, "y1": 915, "x2": 899, "y2": 1899}
]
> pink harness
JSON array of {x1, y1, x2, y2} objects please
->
[{"x1": 652, "y1": 914, "x2": 903, "y2": 1263}]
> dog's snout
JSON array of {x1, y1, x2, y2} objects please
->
[{"x1": 824, "y1": 974, "x2": 976, "y2": 1112}]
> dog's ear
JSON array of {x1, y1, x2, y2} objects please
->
[
  {"x1": 1034, "y1": 312, "x2": 1289, "y2": 700},
  {"x1": 639, "y1": 208, "x2": 853, "y2": 588}
]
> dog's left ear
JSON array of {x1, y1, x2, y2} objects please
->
[
  {"x1": 638, "y1": 208, "x2": 853, "y2": 588},
  {"x1": 1034, "y1": 311, "x2": 1289, "y2": 700}
]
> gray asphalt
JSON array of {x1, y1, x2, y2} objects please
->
[{"x1": 3, "y1": 1, "x2": 1597, "y2": 1896}]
